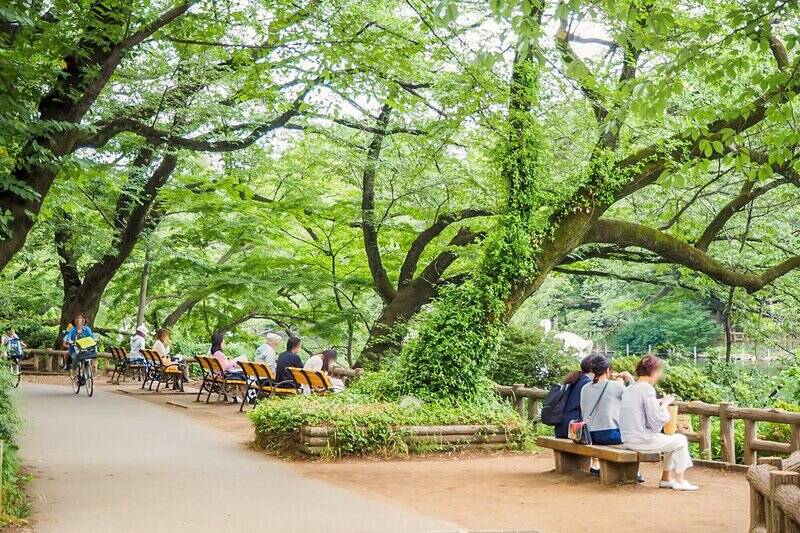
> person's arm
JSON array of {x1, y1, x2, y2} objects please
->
[{"x1": 642, "y1": 386, "x2": 671, "y2": 428}]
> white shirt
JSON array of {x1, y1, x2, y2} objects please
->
[
  {"x1": 303, "y1": 355, "x2": 344, "y2": 392},
  {"x1": 153, "y1": 339, "x2": 170, "y2": 359},
  {"x1": 255, "y1": 344, "x2": 277, "y2": 371},
  {"x1": 129, "y1": 335, "x2": 145, "y2": 359},
  {"x1": 619, "y1": 382, "x2": 671, "y2": 445}
]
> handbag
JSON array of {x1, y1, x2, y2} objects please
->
[{"x1": 568, "y1": 381, "x2": 609, "y2": 445}]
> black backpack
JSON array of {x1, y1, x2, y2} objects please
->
[{"x1": 541, "y1": 383, "x2": 571, "y2": 426}]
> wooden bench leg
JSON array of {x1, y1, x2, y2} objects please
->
[
  {"x1": 554, "y1": 450, "x2": 590, "y2": 474},
  {"x1": 599, "y1": 460, "x2": 639, "y2": 485}
]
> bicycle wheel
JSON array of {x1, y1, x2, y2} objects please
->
[
  {"x1": 84, "y1": 361, "x2": 94, "y2": 397},
  {"x1": 70, "y1": 362, "x2": 81, "y2": 394},
  {"x1": 11, "y1": 360, "x2": 21, "y2": 388}
]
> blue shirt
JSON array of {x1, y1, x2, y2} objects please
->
[{"x1": 66, "y1": 325, "x2": 93, "y2": 343}]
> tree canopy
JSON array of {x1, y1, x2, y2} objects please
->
[{"x1": 3, "y1": 0, "x2": 800, "y2": 397}]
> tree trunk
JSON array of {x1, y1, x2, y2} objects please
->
[
  {"x1": 359, "y1": 276, "x2": 441, "y2": 369},
  {"x1": 136, "y1": 242, "x2": 152, "y2": 327}
]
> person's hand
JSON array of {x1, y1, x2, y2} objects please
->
[
  {"x1": 619, "y1": 371, "x2": 634, "y2": 383},
  {"x1": 660, "y1": 394, "x2": 675, "y2": 406}
]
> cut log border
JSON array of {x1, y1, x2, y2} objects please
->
[
  {"x1": 295, "y1": 424, "x2": 518, "y2": 456},
  {"x1": 496, "y1": 384, "x2": 800, "y2": 468}
]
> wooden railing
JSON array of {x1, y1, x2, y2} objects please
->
[
  {"x1": 675, "y1": 400, "x2": 800, "y2": 466},
  {"x1": 747, "y1": 456, "x2": 800, "y2": 533},
  {"x1": 495, "y1": 384, "x2": 800, "y2": 467},
  {"x1": 495, "y1": 384, "x2": 548, "y2": 424}
]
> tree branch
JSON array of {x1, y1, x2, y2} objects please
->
[
  {"x1": 398, "y1": 208, "x2": 492, "y2": 289},
  {"x1": 360, "y1": 101, "x2": 396, "y2": 303},
  {"x1": 585, "y1": 218, "x2": 800, "y2": 293}
]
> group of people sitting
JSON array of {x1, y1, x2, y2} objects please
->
[
  {"x1": 556, "y1": 354, "x2": 698, "y2": 491},
  {"x1": 124, "y1": 326, "x2": 346, "y2": 400},
  {"x1": 208, "y1": 330, "x2": 345, "y2": 394}
]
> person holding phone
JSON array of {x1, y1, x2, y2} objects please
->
[{"x1": 619, "y1": 355, "x2": 698, "y2": 491}]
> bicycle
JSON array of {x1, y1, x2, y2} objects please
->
[
  {"x1": 68, "y1": 339, "x2": 98, "y2": 397},
  {"x1": 70, "y1": 353, "x2": 95, "y2": 397}
]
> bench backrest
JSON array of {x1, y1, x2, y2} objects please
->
[
  {"x1": 141, "y1": 349, "x2": 156, "y2": 366},
  {"x1": 109, "y1": 346, "x2": 127, "y2": 359},
  {"x1": 195, "y1": 356, "x2": 215, "y2": 377},
  {"x1": 238, "y1": 361, "x2": 273, "y2": 382},
  {"x1": 287, "y1": 367, "x2": 333, "y2": 393}
]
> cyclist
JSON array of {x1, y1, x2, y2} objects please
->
[
  {"x1": 2, "y1": 326, "x2": 27, "y2": 358},
  {"x1": 62, "y1": 313, "x2": 95, "y2": 371}
]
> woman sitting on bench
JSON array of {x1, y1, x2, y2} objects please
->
[
  {"x1": 580, "y1": 355, "x2": 641, "y2": 481},
  {"x1": 619, "y1": 355, "x2": 698, "y2": 491},
  {"x1": 555, "y1": 355, "x2": 596, "y2": 439},
  {"x1": 153, "y1": 329, "x2": 190, "y2": 385},
  {"x1": 303, "y1": 348, "x2": 345, "y2": 392}
]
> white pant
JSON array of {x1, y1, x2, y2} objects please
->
[{"x1": 623, "y1": 433, "x2": 693, "y2": 473}]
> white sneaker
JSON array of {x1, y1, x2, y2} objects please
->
[
  {"x1": 658, "y1": 480, "x2": 675, "y2": 489},
  {"x1": 673, "y1": 481, "x2": 699, "y2": 491}
]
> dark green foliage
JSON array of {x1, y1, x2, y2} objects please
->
[
  {"x1": 610, "y1": 301, "x2": 722, "y2": 354},
  {"x1": 0, "y1": 365, "x2": 29, "y2": 525},
  {"x1": 487, "y1": 325, "x2": 577, "y2": 388}
]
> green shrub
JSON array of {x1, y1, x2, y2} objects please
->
[
  {"x1": 611, "y1": 355, "x2": 725, "y2": 403},
  {"x1": 0, "y1": 365, "x2": 29, "y2": 525},
  {"x1": 662, "y1": 364, "x2": 725, "y2": 403},
  {"x1": 249, "y1": 378, "x2": 530, "y2": 457},
  {"x1": 487, "y1": 325, "x2": 577, "y2": 388}
]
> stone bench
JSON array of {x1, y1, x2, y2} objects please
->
[{"x1": 537, "y1": 436, "x2": 661, "y2": 485}]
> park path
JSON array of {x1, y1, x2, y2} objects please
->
[{"x1": 17, "y1": 383, "x2": 457, "y2": 533}]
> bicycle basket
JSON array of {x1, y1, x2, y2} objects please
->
[{"x1": 77, "y1": 347, "x2": 98, "y2": 361}]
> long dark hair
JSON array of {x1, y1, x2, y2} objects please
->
[
  {"x1": 321, "y1": 348, "x2": 337, "y2": 372},
  {"x1": 210, "y1": 331, "x2": 224, "y2": 354},
  {"x1": 562, "y1": 354, "x2": 599, "y2": 384}
]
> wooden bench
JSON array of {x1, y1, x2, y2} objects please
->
[
  {"x1": 108, "y1": 346, "x2": 144, "y2": 383},
  {"x1": 194, "y1": 356, "x2": 247, "y2": 404},
  {"x1": 142, "y1": 349, "x2": 184, "y2": 392},
  {"x1": 287, "y1": 367, "x2": 335, "y2": 394},
  {"x1": 537, "y1": 436, "x2": 661, "y2": 485},
  {"x1": 237, "y1": 361, "x2": 297, "y2": 412}
]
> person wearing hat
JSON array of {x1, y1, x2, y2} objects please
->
[
  {"x1": 254, "y1": 331, "x2": 281, "y2": 373},
  {"x1": 129, "y1": 324, "x2": 148, "y2": 364}
]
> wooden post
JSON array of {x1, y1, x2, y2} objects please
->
[
  {"x1": 527, "y1": 398, "x2": 540, "y2": 424},
  {"x1": 719, "y1": 402, "x2": 736, "y2": 464},
  {"x1": 33, "y1": 354, "x2": 40, "y2": 371},
  {"x1": 751, "y1": 483, "x2": 766, "y2": 532},
  {"x1": 744, "y1": 419, "x2": 757, "y2": 465},
  {"x1": 698, "y1": 415, "x2": 712, "y2": 460},
  {"x1": 769, "y1": 471, "x2": 800, "y2": 532},
  {"x1": 790, "y1": 424, "x2": 800, "y2": 454},
  {"x1": 511, "y1": 384, "x2": 525, "y2": 417},
  {"x1": 760, "y1": 457, "x2": 784, "y2": 468}
]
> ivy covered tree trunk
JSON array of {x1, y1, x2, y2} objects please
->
[{"x1": 397, "y1": 4, "x2": 552, "y2": 399}]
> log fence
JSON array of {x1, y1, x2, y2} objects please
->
[{"x1": 747, "y1": 455, "x2": 800, "y2": 533}]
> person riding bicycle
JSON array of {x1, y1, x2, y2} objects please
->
[
  {"x1": 2, "y1": 326, "x2": 27, "y2": 360},
  {"x1": 62, "y1": 313, "x2": 96, "y2": 370}
]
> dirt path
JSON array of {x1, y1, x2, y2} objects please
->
[
  {"x1": 17, "y1": 383, "x2": 455, "y2": 532},
  {"x1": 297, "y1": 454, "x2": 748, "y2": 533}
]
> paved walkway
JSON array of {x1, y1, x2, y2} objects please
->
[{"x1": 18, "y1": 383, "x2": 456, "y2": 532}]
